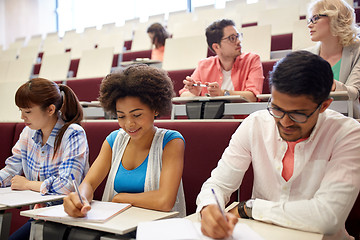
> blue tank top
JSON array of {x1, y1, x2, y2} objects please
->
[{"x1": 106, "y1": 129, "x2": 184, "y2": 193}]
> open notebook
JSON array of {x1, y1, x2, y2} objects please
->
[
  {"x1": 35, "y1": 200, "x2": 131, "y2": 223},
  {"x1": 136, "y1": 218, "x2": 264, "y2": 240}
]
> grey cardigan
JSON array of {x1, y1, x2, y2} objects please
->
[
  {"x1": 102, "y1": 128, "x2": 186, "y2": 217},
  {"x1": 306, "y1": 41, "x2": 360, "y2": 118}
]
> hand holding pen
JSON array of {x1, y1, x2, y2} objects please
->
[
  {"x1": 182, "y1": 76, "x2": 203, "y2": 96},
  {"x1": 63, "y1": 174, "x2": 91, "y2": 218},
  {"x1": 199, "y1": 189, "x2": 238, "y2": 239}
]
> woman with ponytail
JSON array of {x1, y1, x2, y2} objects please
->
[{"x1": 0, "y1": 78, "x2": 89, "y2": 240}]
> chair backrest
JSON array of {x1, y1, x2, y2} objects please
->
[
  {"x1": 66, "y1": 77, "x2": 103, "y2": 102},
  {"x1": 292, "y1": 19, "x2": 317, "y2": 51},
  {"x1": 5, "y1": 59, "x2": 34, "y2": 82},
  {"x1": 258, "y1": 7, "x2": 300, "y2": 35},
  {"x1": 167, "y1": 69, "x2": 195, "y2": 97},
  {"x1": 39, "y1": 52, "x2": 71, "y2": 81},
  {"x1": 0, "y1": 48, "x2": 18, "y2": 61},
  {"x1": 112, "y1": 25, "x2": 134, "y2": 41},
  {"x1": 167, "y1": 11, "x2": 194, "y2": 35},
  {"x1": 0, "y1": 123, "x2": 16, "y2": 169},
  {"x1": 0, "y1": 81, "x2": 24, "y2": 122},
  {"x1": 83, "y1": 27, "x2": 102, "y2": 47},
  {"x1": 162, "y1": 35, "x2": 207, "y2": 71},
  {"x1": 27, "y1": 34, "x2": 43, "y2": 50},
  {"x1": 131, "y1": 29, "x2": 152, "y2": 52},
  {"x1": 171, "y1": 20, "x2": 205, "y2": 39},
  {"x1": 194, "y1": 7, "x2": 226, "y2": 28},
  {"x1": 62, "y1": 30, "x2": 82, "y2": 50},
  {"x1": 101, "y1": 22, "x2": 116, "y2": 34},
  {"x1": 0, "y1": 60, "x2": 9, "y2": 82},
  {"x1": 97, "y1": 33, "x2": 125, "y2": 54},
  {"x1": 42, "y1": 41, "x2": 66, "y2": 56},
  {"x1": 241, "y1": 25, "x2": 272, "y2": 61},
  {"x1": 18, "y1": 45, "x2": 40, "y2": 64},
  {"x1": 69, "y1": 37, "x2": 96, "y2": 60},
  {"x1": 76, "y1": 47, "x2": 114, "y2": 79},
  {"x1": 9, "y1": 37, "x2": 26, "y2": 49},
  {"x1": 42, "y1": 32, "x2": 61, "y2": 50},
  {"x1": 233, "y1": 1, "x2": 267, "y2": 24},
  {"x1": 147, "y1": 13, "x2": 166, "y2": 26}
]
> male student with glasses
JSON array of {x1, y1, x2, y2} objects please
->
[
  {"x1": 179, "y1": 19, "x2": 264, "y2": 102},
  {"x1": 196, "y1": 51, "x2": 360, "y2": 240}
]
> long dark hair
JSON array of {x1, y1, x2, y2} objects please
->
[
  {"x1": 15, "y1": 78, "x2": 83, "y2": 155},
  {"x1": 147, "y1": 23, "x2": 169, "y2": 48}
]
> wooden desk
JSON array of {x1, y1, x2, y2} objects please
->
[
  {"x1": 21, "y1": 205, "x2": 178, "y2": 235},
  {"x1": 171, "y1": 91, "x2": 353, "y2": 119},
  {"x1": 0, "y1": 188, "x2": 64, "y2": 240},
  {"x1": 185, "y1": 203, "x2": 323, "y2": 240}
]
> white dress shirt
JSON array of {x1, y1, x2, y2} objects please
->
[{"x1": 196, "y1": 109, "x2": 360, "y2": 239}]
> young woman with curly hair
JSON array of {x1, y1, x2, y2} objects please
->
[{"x1": 63, "y1": 65, "x2": 186, "y2": 221}]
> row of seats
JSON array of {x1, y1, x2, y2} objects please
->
[
  {"x1": 0, "y1": 120, "x2": 359, "y2": 237},
  {"x1": 0, "y1": 60, "x2": 275, "y2": 122}
]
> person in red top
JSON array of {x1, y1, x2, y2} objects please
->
[
  {"x1": 179, "y1": 19, "x2": 264, "y2": 102},
  {"x1": 147, "y1": 23, "x2": 169, "y2": 62}
]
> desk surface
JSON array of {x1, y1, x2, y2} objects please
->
[
  {"x1": 21, "y1": 205, "x2": 178, "y2": 235},
  {"x1": 185, "y1": 203, "x2": 323, "y2": 240},
  {"x1": 172, "y1": 95, "x2": 249, "y2": 103},
  {"x1": 0, "y1": 188, "x2": 64, "y2": 210},
  {"x1": 257, "y1": 91, "x2": 349, "y2": 101}
]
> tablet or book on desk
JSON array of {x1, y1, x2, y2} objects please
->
[
  {"x1": 0, "y1": 187, "x2": 65, "y2": 207},
  {"x1": 34, "y1": 201, "x2": 131, "y2": 223},
  {"x1": 136, "y1": 218, "x2": 264, "y2": 240}
]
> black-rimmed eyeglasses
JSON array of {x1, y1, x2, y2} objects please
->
[
  {"x1": 221, "y1": 32, "x2": 243, "y2": 43},
  {"x1": 267, "y1": 98, "x2": 322, "y2": 123},
  {"x1": 307, "y1": 14, "x2": 328, "y2": 24}
]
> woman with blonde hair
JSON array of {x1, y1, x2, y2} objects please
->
[{"x1": 307, "y1": 0, "x2": 360, "y2": 118}]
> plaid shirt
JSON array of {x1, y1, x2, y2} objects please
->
[{"x1": 0, "y1": 118, "x2": 89, "y2": 195}]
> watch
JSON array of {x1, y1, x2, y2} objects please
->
[
  {"x1": 223, "y1": 90, "x2": 230, "y2": 96},
  {"x1": 238, "y1": 201, "x2": 249, "y2": 219},
  {"x1": 238, "y1": 199, "x2": 255, "y2": 219},
  {"x1": 245, "y1": 199, "x2": 255, "y2": 219}
]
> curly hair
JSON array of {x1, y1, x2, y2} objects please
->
[
  {"x1": 308, "y1": 0, "x2": 359, "y2": 46},
  {"x1": 99, "y1": 64, "x2": 175, "y2": 117}
]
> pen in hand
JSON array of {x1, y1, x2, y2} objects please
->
[
  {"x1": 211, "y1": 188, "x2": 226, "y2": 220},
  {"x1": 193, "y1": 83, "x2": 208, "y2": 87},
  {"x1": 71, "y1": 173, "x2": 84, "y2": 205},
  {"x1": 212, "y1": 188, "x2": 235, "y2": 239}
]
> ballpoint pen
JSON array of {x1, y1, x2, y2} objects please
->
[
  {"x1": 193, "y1": 83, "x2": 208, "y2": 87},
  {"x1": 71, "y1": 173, "x2": 84, "y2": 205},
  {"x1": 212, "y1": 188, "x2": 234, "y2": 239},
  {"x1": 211, "y1": 188, "x2": 226, "y2": 220}
]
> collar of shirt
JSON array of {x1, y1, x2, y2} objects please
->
[
  {"x1": 31, "y1": 117, "x2": 65, "y2": 147},
  {"x1": 214, "y1": 53, "x2": 245, "y2": 73}
]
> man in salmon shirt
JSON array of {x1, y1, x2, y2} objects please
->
[
  {"x1": 196, "y1": 51, "x2": 360, "y2": 240},
  {"x1": 179, "y1": 19, "x2": 264, "y2": 102}
]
